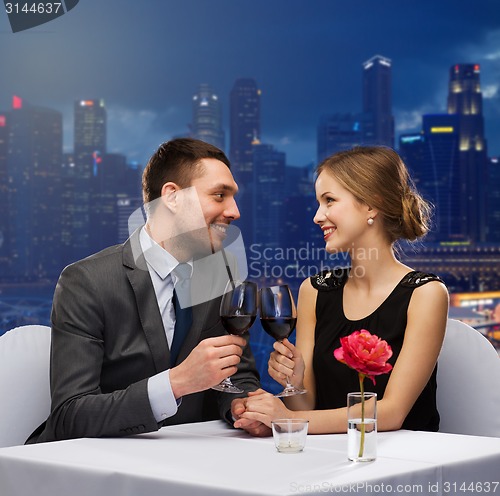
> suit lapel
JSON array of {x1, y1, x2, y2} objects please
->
[{"x1": 123, "y1": 230, "x2": 171, "y2": 372}]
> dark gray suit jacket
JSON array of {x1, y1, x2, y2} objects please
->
[{"x1": 27, "y1": 230, "x2": 260, "y2": 443}]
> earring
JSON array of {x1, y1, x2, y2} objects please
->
[{"x1": 367, "y1": 218, "x2": 374, "y2": 226}]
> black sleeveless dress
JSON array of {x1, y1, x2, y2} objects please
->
[{"x1": 311, "y1": 269, "x2": 443, "y2": 431}]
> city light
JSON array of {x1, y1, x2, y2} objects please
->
[
  {"x1": 400, "y1": 135, "x2": 423, "y2": 144},
  {"x1": 430, "y1": 127, "x2": 454, "y2": 133},
  {"x1": 12, "y1": 96, "x2": 22, "y2": 109}
]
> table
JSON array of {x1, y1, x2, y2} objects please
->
[{"x1": 0, "y1": 420, "x2": 499, "y2": 496}]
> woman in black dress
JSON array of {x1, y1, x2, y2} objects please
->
[{"x1": 237, "y1": 146, "x2": 449, "y2": 434}]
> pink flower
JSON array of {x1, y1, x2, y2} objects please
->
[{"x1": 334, "y1": 329, "x2": 393, "y2": 385}]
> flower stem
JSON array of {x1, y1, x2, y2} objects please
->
[{"x1": 358, "y1": 373, "x2": 365, "y2": 458}]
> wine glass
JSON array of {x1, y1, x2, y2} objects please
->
[
  {"x1": 260, "y1": 284, "x2": 306, "y2": 397},
  {"x1": 212, "y1": 280, "x2": 257, "y2": 393}
]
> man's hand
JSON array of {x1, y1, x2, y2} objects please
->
[
  {"x1": 231, "y1": 389, "x2": 272, "y2": 437},
  {"x1": 170, "y1": 335, "x2": 245, "y2": 398}
]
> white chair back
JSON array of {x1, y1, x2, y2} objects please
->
[
  {"x1": 437, "y1": 319, "x2": 500, "y2": 437},
  {"x1": 0, "y1": 325, "x2": 51, "y2": 448}
]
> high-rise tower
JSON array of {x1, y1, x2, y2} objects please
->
[
  {"x1": 252, "y1": 144, "x2": 286, "y2": 249},
  {"x1": 420, "y1": 114, "x2": 463, "y2": 242},
  {"x1": 191, "y1": 84, "x2": 224, "y2": 151},
  {"x1": 317, "y1": 113, "x2": 364, "y2": 163},
  {"x1": 0, "y1": 111, "x2": 8, "y2": 260},
  {"x1": 74, "y1": 99, "x2": 107, "y2": 159},
  {"x1": 447, "y1": 64, "x2": 488, "y2": 242},
  {"x1": 362, "y1": 55, "x2": 394, "y2": 147},
  {"x1": 7, "y1": 98, "x2": 63, "y2": 279},
  {"x1": 64, "y1": 99, "x2": 107, "y2": 262},
  {"x1": 229, "y1": 78, "x2": 261, "y2": 183},
  {"x1": 487, "y1": 157, "x2": 500, "y2": 243},
  {"x1": 90, "y1": 152, "x2": 128, "y2": 252},
  {"x1": 447, "y1": 64, "x2": 486, "y2": 152},
  {"x1": 229, "y1": 78, "x2": 260, "y2": 246}
]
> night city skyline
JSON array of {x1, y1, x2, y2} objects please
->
[
  {"x1": 1, "y1": 0, "x2": 499, "y2": 167},
  {"x1": 1, "y1": 1, "x2": 500, "y2": 381},
  {"x1": 1, "y1": 57, "x2": 499, "y2": 333}
]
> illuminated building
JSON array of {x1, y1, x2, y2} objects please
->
[
  {"x1": 487, "y1": 157, "x2": 500, "y2": 243},
  {"x1": 229, "y1": 79, "x2": 261, "y2": 245},
  {"x1": 191, "y1": 84, "x2": 224, "y2": 151},
  {"x1": 400, "y1": 242, "x2": 500, "y2": 294},
  {"x1": 447, "y1": 64, "x2": 485, "y2": 151},
  {"x1": 64, "y1": 99, "x2": 107, "y2": 262},
  {"x1": 74, "y1": 99, "x2": 107, "y2": 157},
  {"x1": 399, "y1": 133, "x2": 425, "y2": 189},
  {"x1": 229, "y1": 78, "x2": 261, "y2": 183},
  {"x1": 117, "y1": 197, "x2": 144, "y2": 244},
  {"x1": 90, "y1": 153, "x2": 127, "y2": 251},
  {"x1": 252, "y1": 143, "x2": 286, "y2": 248},
  {"x1": 317, "y1": 113, "x2": 364, "y2": 163},
  {"x1": 283, "y1": 164, "x2": 318, "y2": 257},
  {"x1": 0, "y1": 111, "x2": 8, "y2": 260},
  {"x1": 362, "y1": 55, "x2": 394, "y2": 147},
  {"x1": 447, "y1": 64, "x2": 488, "y2": 242},
  {"x1": 401, "y1": 64, "x2": 488, "y2": 243},
  {"x1": 424, "y1": 115, "x2": 463, "y2": 241},
  {"x1": 400, "y1": 116, "x2": 464, "y2": 242},
  {"x1": 7, "y1": 98, "x2": 63, "y2": 279},
  {"x1": 317, "y1": 55, "x2": 393, "y2": 161}
]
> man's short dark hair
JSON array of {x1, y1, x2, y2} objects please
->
[{"x1": 142, "y1": 138, "x2": 231, "y2": 204}]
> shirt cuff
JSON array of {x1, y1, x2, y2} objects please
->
[
  {"x1": 147, "y1": 369, "x2": 179, "y2": 422},
  {"x1": 224, "y1": 409, "x2": 237, "y2": 426}
]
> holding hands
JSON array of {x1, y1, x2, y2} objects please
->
[
  {"x1": 230, "y1": 392, "x2": 273, "y2": 436},
  {"x1": 232, "y1": 337, "x2": 307, "y2": 431},
  {"x1": 234, "y1": 389, "x2": 293, "y2": 429}
]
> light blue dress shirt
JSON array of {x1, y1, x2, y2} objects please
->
[{"x1": 140, "y1": 227, "x2": 192, "y2": 422}]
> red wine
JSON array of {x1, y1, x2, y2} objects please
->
[
  {"x1": 261, "y1": 317, "x2": 297, "y2": 341},
  {"x1": 221, "y1": 315, "x2": 256, "y2": 335}
]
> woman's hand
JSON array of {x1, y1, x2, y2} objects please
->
[
  {"x1": 236, "y1": 390, "x2": 295, "y2": 428},
  {"x1": 268, "y1": 338, "x2": 305, "y2": 389},
  {"x1": 231, "y1": 392, "x2": 272, "y2": 437}
]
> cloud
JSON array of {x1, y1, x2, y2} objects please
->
[
  {"x1": 484, "y1": 52, "x2": 500, "y2": 61},
  {"x1": 107, "y1": 105, "x2": 189, "y2": 164},
  {"x1": 394, "y1": 103, "x2": 439, "y2": 134},
  {"x1": 461, "y1": 28, "x2": 500, "y2": 81},
  {"x1": 395, "y1": 110, "x2": 423, "y2": 134},
  {"x1": 483, "y1": 85, "x2": 499, "y2": 99},
  {"x1": 482, "y1": 30, "x2": 500, "y2": 61}
]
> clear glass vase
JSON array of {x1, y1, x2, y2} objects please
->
[{"x1": 347, "y1": 392, "x2": 377, "y2": 462}]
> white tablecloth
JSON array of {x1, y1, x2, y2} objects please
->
[{"x1": 0, "y1": 421, "x2": 499, "y2": 495}]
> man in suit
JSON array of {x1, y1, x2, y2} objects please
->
[{"x1": 27, "y1": 138, "x2": 269, "y2": 443}]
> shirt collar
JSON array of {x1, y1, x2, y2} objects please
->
[{"x1": 139, "y1": 226, "x2": 188, "y2": 281}]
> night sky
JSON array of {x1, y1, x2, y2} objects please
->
[{"x1": 1, "y1": 0, "x2": 499, "y2": 166}]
